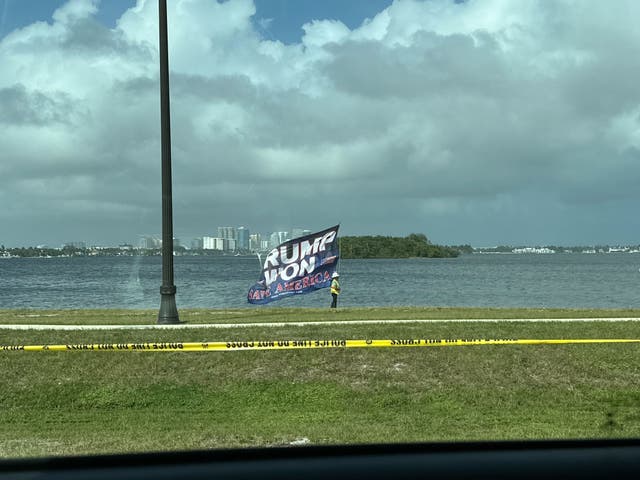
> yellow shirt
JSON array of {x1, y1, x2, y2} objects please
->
[{"x1": 330, "y1": 278, "x2": 340, "y2": 295}]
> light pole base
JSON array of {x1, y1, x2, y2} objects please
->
[{"x1": 158, "y1": 285, "x2": 180, "y2": 324}]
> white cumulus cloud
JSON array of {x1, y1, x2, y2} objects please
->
[{"x1": 1, "y1": 0, "x2": 639, "y2": 246}]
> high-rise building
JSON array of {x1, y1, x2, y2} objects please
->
[
  {"x1": 138, "y1": 236, "x2": 180, "y2": 249},
  {"x1": 217, "y1": 226, "x2": 236, "y2": 242},
  {"x1": 237, "y1": 226, "x2": 250, "y2": 251},
  {"x1": 225, "y1": 238, "x2": 236, "y2": 251},
  {"x1": 269, "y1": 231, "x2": 289, "y2": 248},
  {"x1": 139, "y1": 236, "x2": 161, "y2": 249},
  {"x1": 249, "y1": 233, "x2": 261, "y2": 252},
  {"x1": 203, "y1": 236, "x2": 225, "y2": 251}
]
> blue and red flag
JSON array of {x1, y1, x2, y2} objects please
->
[{"x1": 247, "y1": 225, "x2": 340, "y2": 305}]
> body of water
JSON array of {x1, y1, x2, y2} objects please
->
[{"x1": 0, "y1": 253, "x2": 638, "y2": 310}]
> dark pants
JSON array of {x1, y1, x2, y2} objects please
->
[{"x1": 331, "y1": 293, "x2": 338, "y2": 308}]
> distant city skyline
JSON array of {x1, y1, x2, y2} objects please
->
[
  {"x1": 127, "y1": 225, "x2": 314, "y2": 252},
  {"x1": 4, "y1": 223, "x2": 639, "y2": 253}
]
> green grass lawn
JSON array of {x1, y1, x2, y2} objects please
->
[
  {"x1": 1, "y1": 307, "x2": 640, "y2": 458},
  {"x1": 1, "y1": 306, "x2": 640, "y2": 325}
]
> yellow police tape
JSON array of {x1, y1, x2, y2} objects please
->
[{"x1": 2, "y1": 338, "x2": 640, "y2": 352}]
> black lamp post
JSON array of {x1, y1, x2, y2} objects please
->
[{"x1": 157, "y1": 0, "x2": 180, "y2": 324}]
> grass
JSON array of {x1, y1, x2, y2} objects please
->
[
  {"x1": 1, "y1": 306, "x2": 640, "y2": 325},
  {"x1": 1, "y1": 307, "x2": 640, "y2": 458}
]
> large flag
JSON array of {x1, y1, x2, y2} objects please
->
[{"x1": 247, "y1": 225, "x2": 340, "y2": 305}]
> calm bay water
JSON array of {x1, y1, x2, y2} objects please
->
[{"x1": 0, "y1": 254, "x2": 638, "y2": 310}]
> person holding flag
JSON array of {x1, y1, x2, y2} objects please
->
[{"x1": 330, "y1": 272, "x2": 340, "y2": 308}]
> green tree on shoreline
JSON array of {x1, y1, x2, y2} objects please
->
[{"x1": 339, "y1": 234, "x2": 460, "y2": 259}]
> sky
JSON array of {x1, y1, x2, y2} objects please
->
[{"x1": 0, "y1": 0, "x2": 639, "y2": 248}]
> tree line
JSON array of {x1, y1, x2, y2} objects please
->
[
  {"x1": 338, "y1": 234, "x2": 462, "y2": 259},
  {"x1": 0, "y1": 246, "x2": 148, "y2": 257}
]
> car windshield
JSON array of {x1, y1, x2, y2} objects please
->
[{"x1": 1, "y1": 0, "x2": 640, "y2": 460}]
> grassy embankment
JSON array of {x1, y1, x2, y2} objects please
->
[{"x1": 2, "y1": 307, "x2": 640, "y2": 458}]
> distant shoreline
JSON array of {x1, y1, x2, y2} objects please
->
[{"x1": 3, "y1": 249, "x2": 640, "y2": 259}]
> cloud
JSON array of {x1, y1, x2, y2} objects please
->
[
  {"x1": 0, "y1": 84, "x2": 76, "y2": 125},
  {"x1": 1, "y1": 0, "x2": 639, "y2": 246}
]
